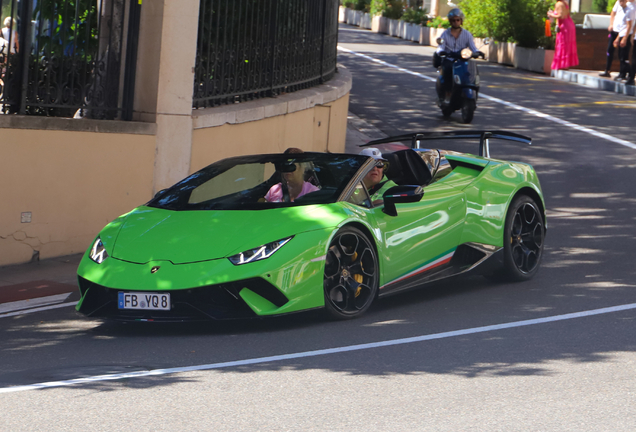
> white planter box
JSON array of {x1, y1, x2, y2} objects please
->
[
  {"x1": 419, "y1": 26, "x2": 431, "y2": 45},
  {"x1": 487, "y1": 42, "x2": 498, "y2": 63},
  {"x1": 514, "y1": 46, "x2": 546, "y2": 74},
  {"x1": 361, "y1": 12, "x2": 372, "y2": 29},
  {"x1": 347, "y1": 10, "x2": 361, "y2": 26},
  {"x1": 398, "y1": 21, "x2": 406, "y2": 39},
  {"x1": 372, "y1": 16, "x2": 388, "y2": 34},
  {"x1": 474, "y1": 38, "x2": 488, "y2": 51},
  {"x1": 499, "y1": 42, "x2": 516, "y2": 66},
  {"x1": 487, "y1": 41, "x2": 516, "y2": 66},
  {"x1": 543, "y1": 50, "x2": 555, "y2": 74},
  {"x1": 389, "y1": 19, "x2": 399, "y2": 37},
  {"x1": 489, "y1": 42, "x2": 554, "y2": 75},
  {"x1": 403, "y1": 23, "x2": 420, "y2": 42},
  {"x1": 428, "y1": 28, "x2": 445, "y2": 47}
]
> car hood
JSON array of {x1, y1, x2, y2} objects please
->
[{"x1": 111, "y1": 205, "x2": 344, "y2": 264}]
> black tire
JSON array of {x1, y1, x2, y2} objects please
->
[
  {"x1": 500, "y1": 195, "x2": 545, "y2": 281},
  {"x1": 461, "y1": 98, "x2": 476, "y2": 124},
  {"x1": 323, "y1": 226, "x2": 379, "y2": 319},
  {"x1": 441, "y1": 106, "x2": 453, "y2": 118}
]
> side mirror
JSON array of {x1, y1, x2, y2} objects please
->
[
  {"x1": 382, "y1": 185, "x2": 424, "y2": 217},
  {"x1": 483, "y1": 37, "x2": 491, "y2": 46},
  {"x1": 436, "y1": 37, "x2": 443, "y2": 45}
]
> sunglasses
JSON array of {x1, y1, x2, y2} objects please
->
[
  {"x1": 374, "y1": 161, "x2": 386, "y2": 169},
  {"x1": 450, "y1": 18, "x2": 462, "y2": 22}
]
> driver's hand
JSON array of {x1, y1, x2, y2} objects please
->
[{"x1": 477, "y1": 51, "x2": 485, "y2": 59}]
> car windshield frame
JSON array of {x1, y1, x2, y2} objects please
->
[{"x1": 147, "y1": 153, "x2": 369, "y2": 211}]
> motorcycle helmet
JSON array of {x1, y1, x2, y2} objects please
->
[{"x1": 447, "y1": 8, "x2": 465, "y2": 20}]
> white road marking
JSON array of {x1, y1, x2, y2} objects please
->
[
  {"x1": 0, "y1": 293, "x2": 72, "y2": 314},
  {"x1": 1, "y1": 302, "x2": 635, "y2": 394},
  {"x1": 337, "y1": 47, "x2": 636, "y2": 150},
  {"x1": 0, "y1": 301, "x2": 78, "y2": 319}
]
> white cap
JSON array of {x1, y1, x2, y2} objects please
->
[{"x1": 359, "y1": 147, "x2": 386, "y2": 160}]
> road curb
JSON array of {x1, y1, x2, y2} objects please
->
[{"x1": 552, "y1": 69, "x2": 636, "y2": 97}]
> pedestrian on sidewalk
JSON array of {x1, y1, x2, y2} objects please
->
[
  {"x1": 1, "y1": 17, "x2": 18, "y2": 54},
  {"x1": 599, "y1": 0, "x2": 634, "y2": 80},
  {"x1": 626, "y1": 0, "x2": 636, "y2": 84},
  {"x1": 548, "y1": 0, "x2": 579, "y2": 70}
]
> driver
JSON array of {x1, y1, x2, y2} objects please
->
[
  {"x1": 433, "y1": 8, "x2": 484, "y2": 103},
  {"x1": 264, "y1": 148, "x2": 319, "y2": 202}
]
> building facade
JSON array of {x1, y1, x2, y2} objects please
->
[{"x1": 0, "y1": 0, "x2": 351, "y2": 266}]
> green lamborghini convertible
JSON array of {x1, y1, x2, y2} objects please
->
[{"x1": 76, "y1": 131, "x2": 546, "y2": 321}]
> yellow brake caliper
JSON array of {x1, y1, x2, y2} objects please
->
[
  {"x1": 354, "y1": 274, "x2": 363, "y2": 297},
  {"x1": 351, "y1": 251, "x2": 363, "y2": 297}
]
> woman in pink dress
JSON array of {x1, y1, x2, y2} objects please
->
[{"x1": 548, "y1": 0, "x2": 579, "y2": 70}]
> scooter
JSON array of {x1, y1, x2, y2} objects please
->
[{"x1": 435, "y1": 38, "x2": 489, "y2": 124}]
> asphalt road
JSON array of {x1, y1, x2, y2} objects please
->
[{"x1": 1, "y1": 25, "x2": 635, "y2": 431}]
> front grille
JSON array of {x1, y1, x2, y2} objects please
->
[{"x1": 77, "y1": 276, "x2": 288, "y2": 321}]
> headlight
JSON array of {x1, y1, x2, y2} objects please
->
[
  {"x1": 461, "y1": 48, "x2": 472, "y2": 60},
  {"x1": 228, "y1": 237, "x2": 293, "y2": 265},
  {"x1": 89, "y1": 237, "x2": 109, "y2": 264}
]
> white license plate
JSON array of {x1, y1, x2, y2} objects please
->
[{"x1": 118, "y1": 292, "x2": 170, "y2": 311}]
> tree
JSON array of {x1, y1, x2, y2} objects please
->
[{"x1": 462, "y1": 0, "x2": 554, "y2": 49}]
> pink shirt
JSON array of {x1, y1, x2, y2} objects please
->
[{"x1": 265, "y1": 182, "x2": 319, "y2": 202}]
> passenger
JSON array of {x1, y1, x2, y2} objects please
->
[
  {"x1": 360, "y1": 148, "x2": 396, "y2": 206},
  {"x1": 264, "y1": 148, "x2": 319, "y2": 202}
]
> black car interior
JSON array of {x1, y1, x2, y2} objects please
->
[{"x1": 383, "y1": 149, "x2": 434, "y2": 187}]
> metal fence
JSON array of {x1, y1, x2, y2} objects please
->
[
  {"x1": 193, "y1": 0, "x2": 339, "y2": 108},
  {"x1": 0, "y1": 0, "x2": 140, "y2": 119},
  {"x1": 0, "y1": 0, "x2": 338, "y2": 118}
]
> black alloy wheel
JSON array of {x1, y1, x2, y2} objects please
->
[
  {"x1": 502, "y1": 195, "x2": 545, "y2": 281},
  {"x1": 323, "y1": 226, "x2": 378, "y2": 319}
]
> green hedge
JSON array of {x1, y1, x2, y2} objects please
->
[
  {"x1": 462, "y1": 0, "x2": 554, "y2": 49},
  {"x1": 592, "y1": 0, "x2": 614, "y2": 13},
  {"x1": 343, "y1": 0, "x2": 370, "y2": 11},
  {"x1": 370, "y1": 0, "x2": 404, "y2": 19},
  {"x1": 401, "y1": 7, "x2": 429, "y2": 25},
  {"x1": 427, "y1": 16, "x2": 450, "y2": 28}
]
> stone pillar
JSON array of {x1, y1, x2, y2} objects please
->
[
  {"x1": 430, "y1": 0, "x2": 439, "y2": 17},
  {"x1": 133, "y1": 0, "x2": 200, "y2": 193}
]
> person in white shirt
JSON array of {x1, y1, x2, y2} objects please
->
[
  {"x1": 1, "y1": 17, "x2": 18, "y2": 54},
  {"x1": 599, "y1": 0, "x2": 634, "y2": 80},
  {"x1": 626, "y1": 0, "x2": 636, "y2": 84},
  {"x1": 432, "y1": 8, "x2": 483, "y2": 103}
]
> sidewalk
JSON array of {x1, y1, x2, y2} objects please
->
[
  {"x1": 0, "y1": 253, "x2": 83, "y2": 317},
  {"x1": 552, "y1": 69, "x2": 636, "y2": 97}
]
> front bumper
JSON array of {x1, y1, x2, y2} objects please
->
[
  {"x1": 77, "y1": 276, "x2": 288, "y2": 321},
  {"x1": 76, "y1": 228, "x2": 332, "y2": 321}
]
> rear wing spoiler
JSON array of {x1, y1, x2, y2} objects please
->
[{"x1": 361, "y1": 131, "x2": 531, "y2": 158}]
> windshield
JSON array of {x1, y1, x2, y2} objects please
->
[{"x1": 147, "y1": 153, "x2": 367, "y2": 211}]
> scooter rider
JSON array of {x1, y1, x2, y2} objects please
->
[{"x1": 433, "y1": 8, "x2": 484, "y2": 103}]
